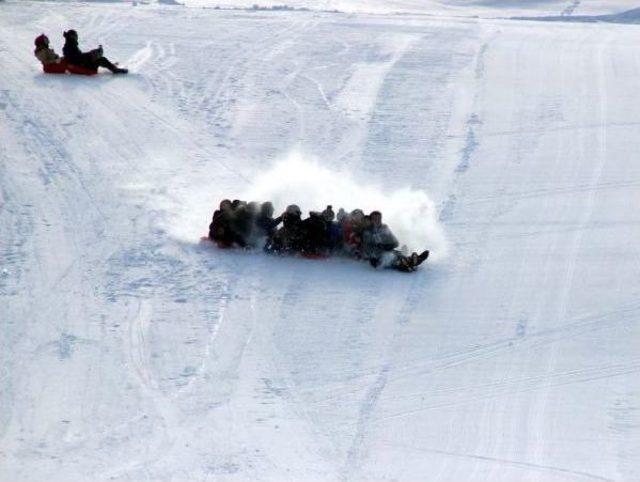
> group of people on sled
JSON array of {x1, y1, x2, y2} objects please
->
[
  {"x1": 34, "y1": 30, "x2": 128, "y2": 75},
  {"x1": 208, "y1": 200, "x2": 429, "y2": 272}
]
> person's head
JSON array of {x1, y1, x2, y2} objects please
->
[
  {"x1": 219, "y1": 199, "x2": 232, "y2": 211},
  {"x1": 285, "y1": 204, "x2": 301, "y2": 217},
  {"x1": 34, "y1": 34, "x2": 49, "y2": 48},
  {"x1": 260, "y1": 201, "x2": 274, "y2": 218},
  {"x1": 350, "y1": 209, "x2": 364, "y2": 224},
  {"x1": 337, "y1": 208, "x2": 347, "y2": 223},
  {"x1": 283, "y1": 204, "x2": 301, "y2": 227},
  {"x1": 370, "y1": 210, "x2": 382, "y2": 226},
  {"x1": 63, "y1": 30, "x2": 78, "y2": 42},
  {"x1": 231, "y1": 199, "x2": 242, "y2": 210},
  {"x1": 322, "y1": 205, "x2": 335, "y2": 222}
]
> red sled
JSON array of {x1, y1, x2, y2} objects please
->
[
  {"x1": 66, "y1": 64, "x2": 98, "y2": 76},
  {"x1": 41, "y1": 60, "x2": 97, "y2": 76},
  {"x1": 42, "y1": 62, "x2": 67, "y2": 74}
]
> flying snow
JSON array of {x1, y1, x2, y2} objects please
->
[
  {"x1": 160, "y1": 150, "x2": 447, "y2": 260},
  {"x1": 243, "y1": 151, "x2": 448, "y2": 259}
]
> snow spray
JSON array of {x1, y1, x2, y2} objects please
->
[{"x1": 243, "y1": 151, "x2": 448, "y2": 260}]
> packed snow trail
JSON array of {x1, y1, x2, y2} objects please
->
[{"x1": 1, "y1": 2, "x2": 640, "y2": 481}]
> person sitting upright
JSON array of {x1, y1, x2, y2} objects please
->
[
  {"x1": 266, "y1": 204, "x2": 304, "y2": 254},
  {"x1": 322, "y1": 205, "x2": 342, "y2": 254},
  {"x1": 34, "y1": 34, "x2": 65, "y2": 72},
  {"x1": 209, "y1": 199, "x2": 234, "y2": 247},
  {"x1": 255, "y1": 202, "x2": 283, "y2": 240},
  {"x1": 361, "y1": 211, "x2": 398, "y2": 264},
  {"x1": 301, "y1": 211, "x2": 328, "y2": 256},
  {"x1": 362, "y1": 211, "x2": 429, "y2": 271},
  {"x1": 62, "y1": 30, "x2": 128, "y2": 74}
]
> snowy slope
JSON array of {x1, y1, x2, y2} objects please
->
[
  {"x1": 173, "y1": 0, "x2": 638, "y2": 18},
  {"x1": 1, "y1": 1, "x2": 640, "y2": 481},
  {"x1": 27, "y1": 0, "x2": 639, "y2": 17}
]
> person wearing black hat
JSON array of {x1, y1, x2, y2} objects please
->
[{"x1": 62, "y1": 29, "x2": 128, "y2": 74}]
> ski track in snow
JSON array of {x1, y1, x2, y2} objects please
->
[{"x1": 1, "y1": 1, "x2": 640, "y2": 481}]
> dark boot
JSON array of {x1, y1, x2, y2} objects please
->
[
  {"x1": 416, "y1": 250, "x2": 429, "y2": 265},
  {"x1": 394, "y1": 255, "x2": 414, "y2": 272},
  {"x1": 408, "y1": 250, "x2": 429, "y2": 269}
]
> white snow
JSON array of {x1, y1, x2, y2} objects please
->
[{"x1": 1, "y1": 1, "x2": 640, "y2": 481}]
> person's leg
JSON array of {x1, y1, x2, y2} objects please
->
[
  {"x1": 388, "y1": 251, "x2": 414, "y2": 272},
  {"x1": 96, "y1": 56, "x2": 128, "y2": 74}
]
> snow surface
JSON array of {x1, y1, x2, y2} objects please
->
[{"x1": 2, "y1": 1, "x2": 640, "y2": 481}]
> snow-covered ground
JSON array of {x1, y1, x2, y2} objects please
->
[{"x1": 2, "y1": 1, "x2": 640, "y2": 481}]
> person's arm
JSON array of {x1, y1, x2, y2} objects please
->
[{"x1": 271, "y1": 215, "x2": 283, "y2": 228}]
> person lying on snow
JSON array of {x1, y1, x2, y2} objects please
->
[
  {"x1": 34, "y1": 34, "x2": 63, "y2": 66},
  {"x1": 62, "y1": 29, "x2": 128, "y2": 74},
  {"x1": 362, "y1": 211, "x2": 429, "y2": 272}
]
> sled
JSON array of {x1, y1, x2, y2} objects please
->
[
  {"x1": 66, "y1": 64, "x2": 98, "y2": 76},
  {"x1": 41, "y1": 60, "x2": 97, "y2": 76},
  {"x1": 42, "y1": 62, "x2": 67, "y2": 74}
]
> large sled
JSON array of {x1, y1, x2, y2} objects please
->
[
  {"x1": 66, "y1": 64, "x2": 98, "y2": 76},
  {"x1": 41, "y1": 60, "x2": 97, "y2": 76}
]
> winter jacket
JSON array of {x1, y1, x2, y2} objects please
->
[
  {"x1": 361, "y1": 224, "x2": 399, "y2": 259},
  {"x1": 255, "y1": 214, "x2": 282, "y2": 238},
  {"x1": 272, "y1": 213, "x2": 305, "y2": 252},
  {"x1": 63, "y1": 39, "x2": 102, "y2": 68},
  {"x1": 301, "y1": 213, "x2": 327, "y2": 254},
  {"x1": 209, "y1": 209, "x2": 236, "y2": 247},
  {"x1": 34, "y1": 46, "x2": 61, "y2": 64},
  {"x1": 325, "y1": 221, "x2": 342, "y2": 251}
]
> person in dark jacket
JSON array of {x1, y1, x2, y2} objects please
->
[
  {"x1": 62, "y1": 30, "x2": 128, "y2": 74},
  {"x1": 266, "y1": 204, "x2": 304, "y2": 254},
  {"x1": 255, "y1": 202, "x2": 282, "y2": 240},
  {"x1": 322, "y1": 205, "x2": 342, "y2": 253},
  {"x1": 209, "y1": 199, "x2": 234, "y2": 247},
  {"x1": 301, "y1": 211, "x2": 327, "y2": 255},
  {"x1": 231, "y1": 201, "x2": 259, "y2": 248}
]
